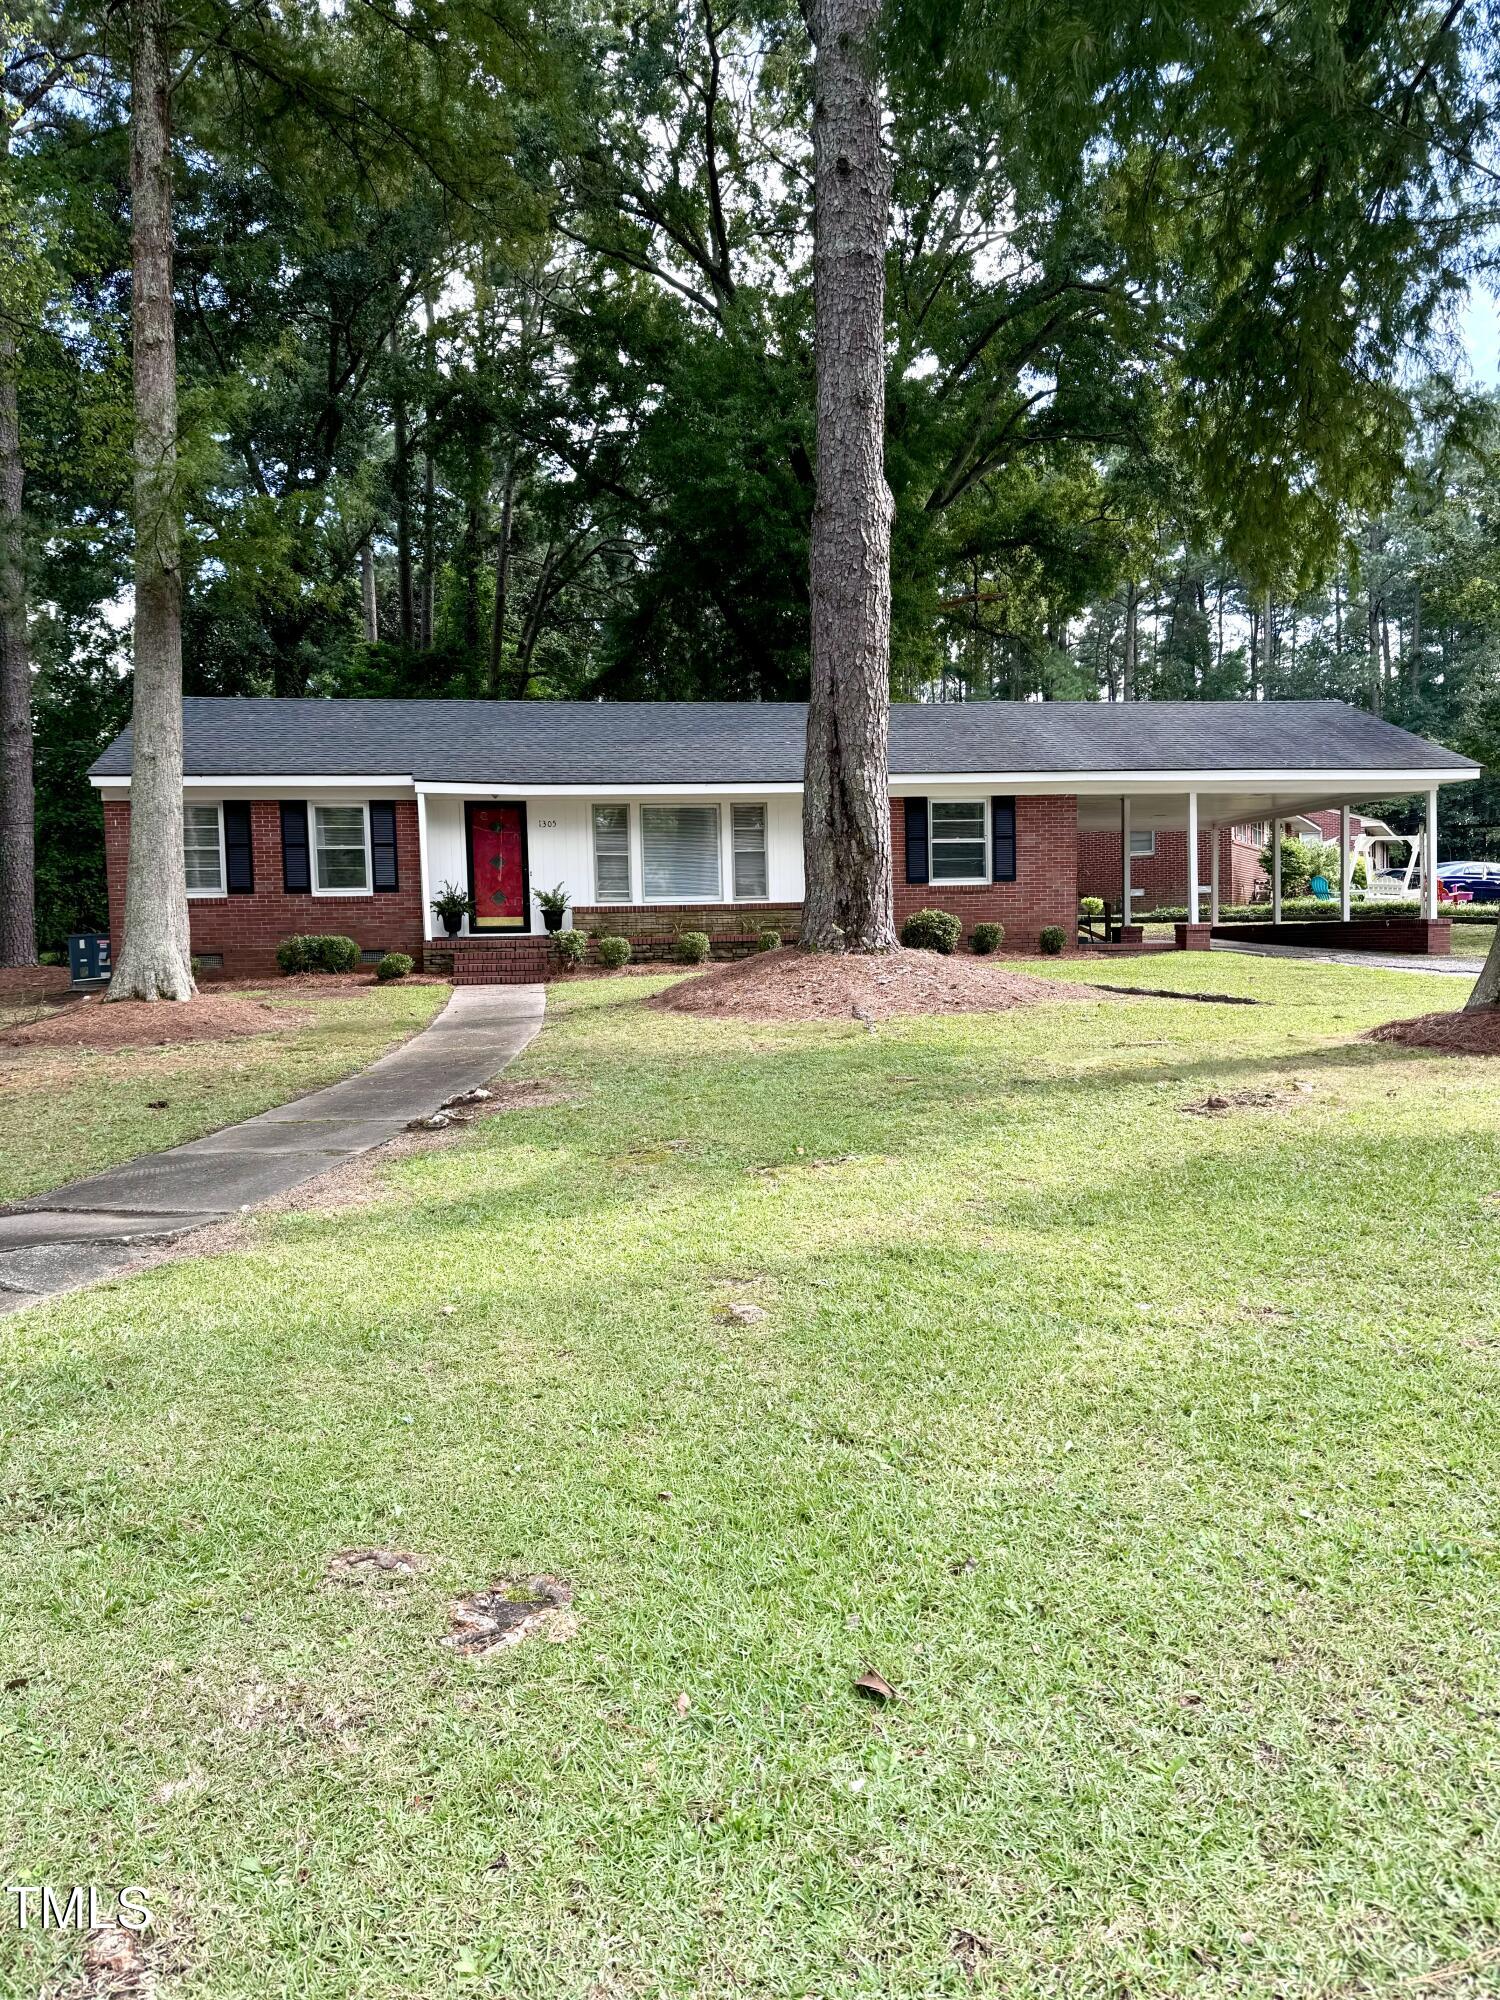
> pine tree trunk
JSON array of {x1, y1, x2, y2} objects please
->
[
  {"x1": 0, "y1": 320, "x2": 37, "y2": 967},
  {"x1": 418, "y1": 295, "x2": 436, "y2": 649},
  {"x1": 391, "y1": 330, "x2": 415, "y2": 647},
  {"x1": 487, "y1": 459, "x2": 514, "y2": 697},
  {"x1": 360, "y1": 538, "x2": 379, "y2": 641},
  {"x1": 1466, "y1": 923, "x2": 1500, "y2": 1009},
  {"x1": 1121, "y1": 579, "x2": 1137, "y2": 700},
  {"x1": 109, "y1": 0, "x2": 194, "y2": 1002},
  {"x1": 800, "y1": 0, "x2": 896, "y2": 954}
]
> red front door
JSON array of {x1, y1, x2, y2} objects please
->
[{"x1": 466, "y1": 802, "x2": 529, "y2": 930}]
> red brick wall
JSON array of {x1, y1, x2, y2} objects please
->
[
  {"x1": 104, "y1": 799, "x2": 425, "y2": 978},
  {"x1": 1079, "y1": 826, "x2": 1263, "y2": 911},
  {"x1": 890, "y1": 794, "x2": 1078, "y2": 950}
]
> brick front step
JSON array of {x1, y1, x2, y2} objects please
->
[{"x1": 426, "y1": 937, "x2": 557, "y2": 984}]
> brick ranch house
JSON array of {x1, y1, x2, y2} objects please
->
[{"x1": 91, "y1": 698, "x2": 1479, "y2": 981}]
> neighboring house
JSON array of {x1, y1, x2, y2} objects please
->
[
  {"x1": 1079, "y1": 823, "x2": 1267, "y2": 912},
  {"x1": 89, "y1": 698, "x2": 1480, "y2": 979}
]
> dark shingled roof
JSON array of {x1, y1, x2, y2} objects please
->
[{"x1": 90, "y1": 697, "x2": 1477, "y2": 784}]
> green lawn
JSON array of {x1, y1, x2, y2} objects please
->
[
  {"x1": 0, "y1": 982, "x2": 449, "y2": 1205},
  {"x1": 2, "y1": 957, "x2": 1497, "y2": 1998}
]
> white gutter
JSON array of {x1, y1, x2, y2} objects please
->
[{"x1": 94, "y1": 765, "x2": 1479, "y2": 795}]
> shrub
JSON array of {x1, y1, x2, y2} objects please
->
[
  {"x1": 375, "y1": 951, "x2": 413, "y2": 982},
  {"x1": 597, "y1": 934, "x2": 631, "y2": 970},
  {"x1": 970, "y1": 921, "x2": 1003, "y2": 955},
  {"x1": 276, "y1": 933, "x2": 361, "y2": 975},
  {"x1": 553, "y1": 929, "x2": 588, "y2": 968},
  {"x1": 1079, "y1": 896, "x2": 1104, "y2": 916},
  {"x1": 1038, "y1": 925, "x2": 1067, "y2": 956},
  {"x1": 900, "y1": 907, "x2": 962, "y2": 954},
  {"x1": 757, "y1": 929, "x2": 782, "y2": 952},
  {"x1": 676, "y1": 930, "x2": 711, "y2": 964}
]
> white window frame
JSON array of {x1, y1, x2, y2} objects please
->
[
  {"x1": 640, "y1": 802, "x2": 724, "y2": 905},
  {"x1": 1128, "y1": 829, "x2": 1156, "y2": 859},
  {"x1": 310, "y1": 800, "x2": 373, "y2": 897},
  {"x1": 730, "y1": 802, "x2": 770, "y2": 903},
  {"x1": 928, "y1": 798, "x2": 990, "y2": 886},
  {"x1": 183, "y1": 800, "x2": 226, "y2": 898},
  {"x1": 591, "y1": 803, "x2": 634, "y2": 905}
]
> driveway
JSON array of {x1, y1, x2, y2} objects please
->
[
  {"x1": 0, "y1": 985, "x2": 545, "y2": 1313},
  {"x1": 1210, "y1": 939, "x2": 1486, "y2": 979}
]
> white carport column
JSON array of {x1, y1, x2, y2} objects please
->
[
  {"x1": 1120, "y1": 796, "x2": 1132, "y2": 929},
  {"x1": 1210, "y1": 824, "x2": 1221, "y2": 925},
  {"x1": 1340, "y1": 804, "x2": 1352, "y2": 922},
  {"x1": 1186, "y1": 791, "x2": 1200, "y2": 925},
  {"x1": 416, "y1": 789, "x2": 433, "y2": 947},
  {"x1": 1425, "y1": 788, "x2": 1440, "y2": 919},
  {"x1": 1272, "y1": 817, "x2": 1283, "y2": 924}
]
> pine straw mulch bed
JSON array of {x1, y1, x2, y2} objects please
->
[
  {"x1": 1365, "y1": 1006, "x2": 1500, "y2": 1057},
  {"x1": 0, "y1": 969, "x2": 452, "y2": 1052},
  {"x1": 645, "y1": 945, "x2": 1102, "y2": 1023},
  {"x1": 0, "y1": 965, "x2": 71, "y2": 1004},
  {"x1": 1, "y1": 991, "x2": 302, "y2": 1050}
]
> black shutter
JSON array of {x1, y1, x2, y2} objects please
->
[
  {"x1": 280, "y1": 800, "x2": 311, "y2": 893},
  {"x1": 223, "y1": 801, "x2": 254, "y2": 894},
  {"x1": 904, "y1": 797, "x2": 929, "y2": 884},
  {"x1": 991, "y1": 797, "x2": 1017, "y2": 882},
  {"x1": 370, "y1": 801, "x2": 399, "y2": 892}
]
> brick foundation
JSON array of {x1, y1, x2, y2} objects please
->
[{"x1": 571, "y1": 902, "x2": 802, "y2": 960}]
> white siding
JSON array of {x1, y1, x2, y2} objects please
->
[{"x1": 419, "y1": 790, "x2": 803, "y2": 936}]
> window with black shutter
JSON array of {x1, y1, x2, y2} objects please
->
[
  {"x1": 223, "y1": 802, "x2": 254, "y2": 894},
  {"x1": 370, "y1": 801, "x2": 399, "y2": 892},
  {"x1": 280, "y1": 800, "x2": 311, "y2": 893},
  {"x1": 991, "y1": 797, "x2": 1017, "y2": 882},
  {"x1": 904, "y1": 797, "x2": 929, "y2": 883}
]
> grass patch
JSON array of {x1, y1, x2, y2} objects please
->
[
  {"x1": 1, "y1": 960, "x2": 1497, "y2": 1997},
  {"x1": 0, "y1": 983, "x2": 448, "y2": 1204}
]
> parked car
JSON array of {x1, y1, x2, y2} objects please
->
[{"x1": 1438, "y1": 862, "x2": 1500, "y2": 904}]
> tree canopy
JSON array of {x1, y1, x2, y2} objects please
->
[{"x1": 5, "y1": 0, "x2": 1499, "y2": 950}]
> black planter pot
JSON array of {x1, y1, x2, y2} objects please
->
[
  {"x1": 442, "y1": 913, "x2": 463, "y2": 937},
  {"x1": 541, "y1": 908, "x2": 564, "y2": 933}
]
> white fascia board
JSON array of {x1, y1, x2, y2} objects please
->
[
  {"x1": 412, "y1": 779, "x2": 804, "y2": 797},
  {"x1": 90, "y1": 774, "x2": 416, "y2": 792},
  {"x1": 889, "y1": 767, "x2": 1480, "y2": 792}
]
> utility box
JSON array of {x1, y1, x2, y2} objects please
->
[{"x1": 68, "y1": 933, "x2": 112, "y2": 988}]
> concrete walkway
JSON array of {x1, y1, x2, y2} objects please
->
[
  {"x1": 1210, "y1": 939, "x2": 1486, "y2": 979},
  {"x1": 0, "y1": 984, "x2": 546, "y2": 1314}
]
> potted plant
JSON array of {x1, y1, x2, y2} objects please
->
[
  {"x1": 431, "y1": 881, "x2": 474, "y2": 938},
  {"x1": 534, "y1": 883, "x2": 571, "y2": 933}
]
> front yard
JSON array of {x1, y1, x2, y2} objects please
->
[
  {"x1": 0, "y1": 980, "x2": 449, "y2": 1206},
  {"x1": 2, "y1": 956, "x2": 1497, "y2": 1997}
]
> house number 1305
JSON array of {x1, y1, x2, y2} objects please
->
[{"x1": 534, "y1": 819, "x2": 557, "y2": 829}]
